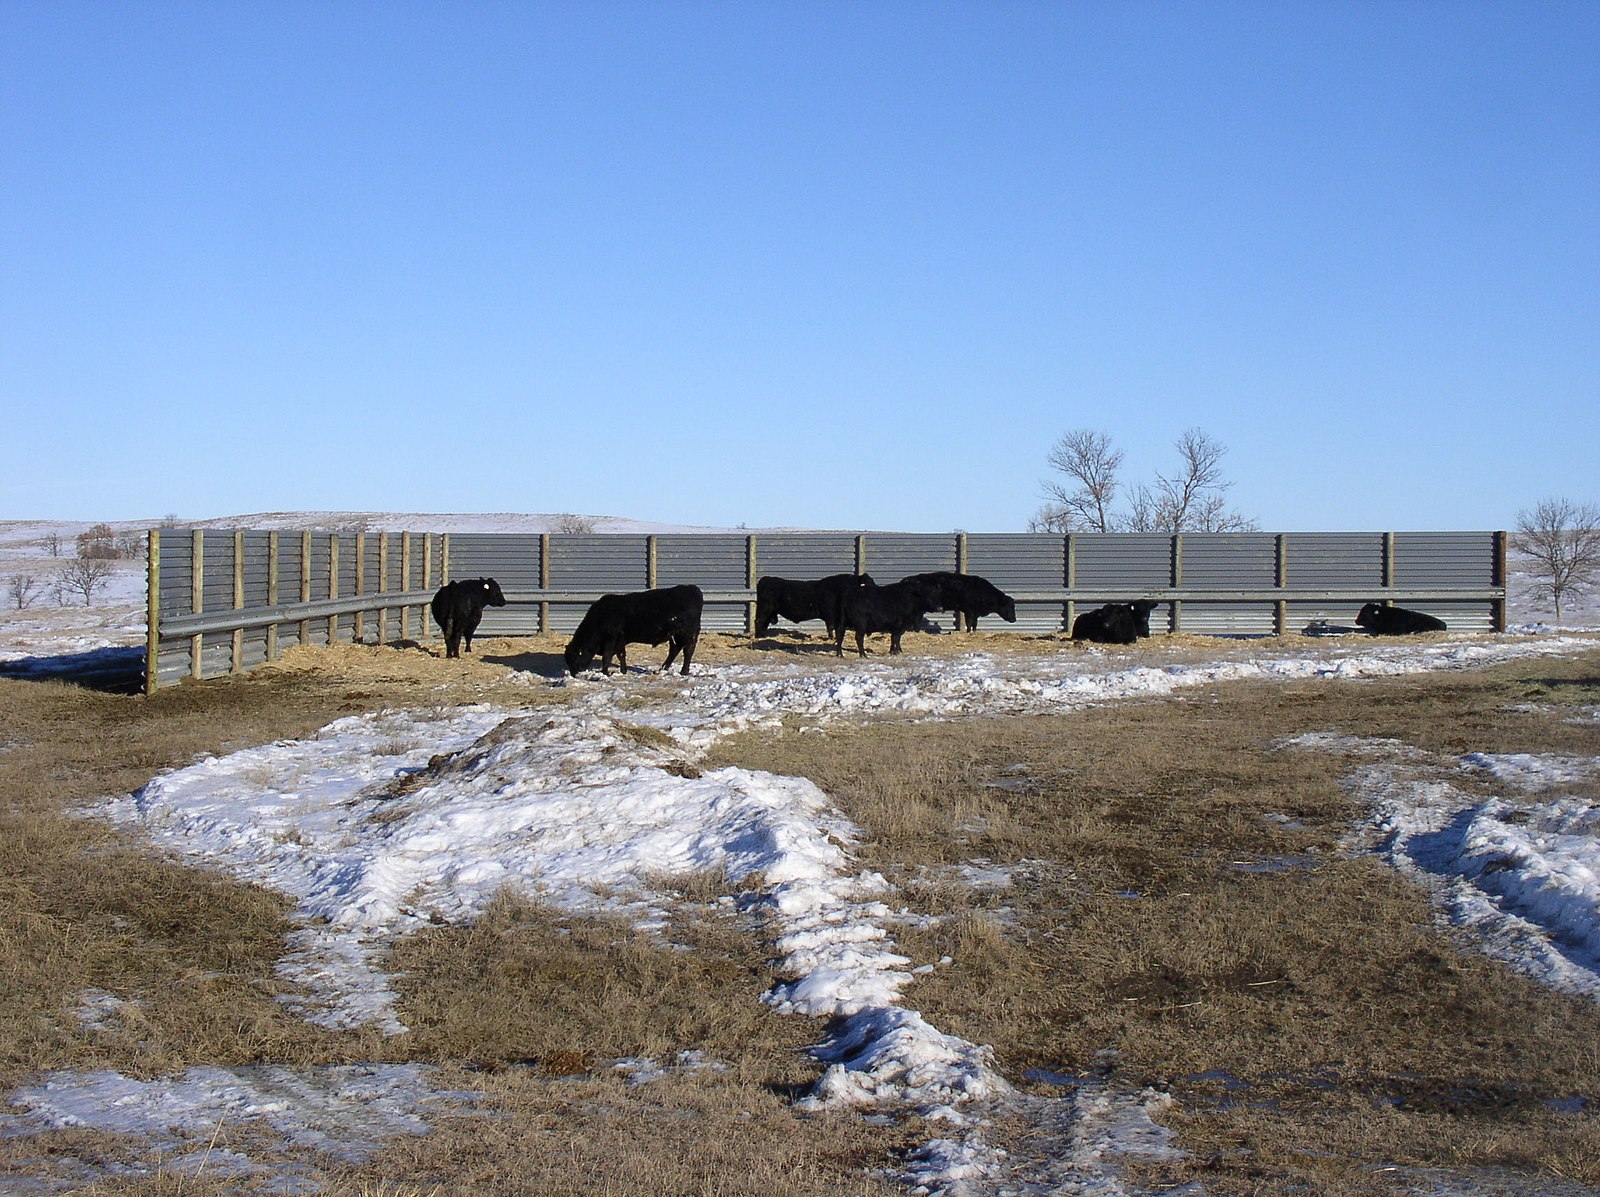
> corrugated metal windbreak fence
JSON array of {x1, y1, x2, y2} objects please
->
[{"x1": 147, "y1": 529, "x2": 1508, "y2": 691}]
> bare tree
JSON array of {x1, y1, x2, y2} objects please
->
[
  {"x1": 1513, "y1": 497, "x2": 1600, "y2": 621},
  {"x1": 1038, "y1": 430, "x2": 1123, "y2": 532},
  {"x1": 7, "y1": 575, "x2": 40, "y2": 609},
  {"x1": 40, "y1": 532, "x2": 61, "y2": 558},
  {"x1": 57, "y1": 557, "x2": 116, "y2": 606},
  {"x1": 1034, "y1": 427, "x2": 1256, "y2": 533},
  {"x1": 555, "y1": 513, "x2": 597, "y2": 534}
]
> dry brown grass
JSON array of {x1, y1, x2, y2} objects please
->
[
  {"x1": 705, "y1": 648, "x2": 1600, "y2": 1194},
  {"x1": 4, "y1": 636, "x2": 1598, "y2": 1194}
]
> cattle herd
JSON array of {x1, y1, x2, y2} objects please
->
[{"x1": 428, "y1": 573, "x2": 1450, "y2": 677}]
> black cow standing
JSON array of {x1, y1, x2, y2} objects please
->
[
  {"x1": 564, "y1": 584, "x2": 704, "y2": 677},
  {"x1": 835, "y1": 578, "x2": 943, "y2": 658},
  {"x1": 902, "y1": 571, "x2": 1018, "y2": 632},
  {"x1": 1355, "y1": 602, "x2": 1447, "y2": 635},
  {"x1": 754, "y1": 573, "x2": 875, "y2": 640},
  {"x1": 430, "y1": 577, "x2": 508, "y2": 659},
  {"x1": 1071, "y1": 600, "x2": 1160, "y2": 645}
]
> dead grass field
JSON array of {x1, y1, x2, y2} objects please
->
[
  {"x1": 1, "y1": 633, "x2": 1597, "y2": 1194},
  {"x1": 707, "y1": 647, "x2": 1600, "y2": 1194}
]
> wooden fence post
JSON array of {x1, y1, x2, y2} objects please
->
[
  {"x1": 1064, "y1": 533, "x2": 1076, "y2": 634},
  {"x1": 145, "y1": 530, "x2": 160, "y2": 695},
  {"x1": 1170, "y1": 534, "x2": 1184, "y2": 634},
  {"x1": 399, "y1": 533, "x2": 413, "y2": 641},
  {"x1": 1492, "y1": 530, "x2": 1508, "y2": 633},
  {"x1": 377, "y1": 532, "x2": 390, "y2": 645},
  {"x1": 539, "y1": 533, "x2": 550, "y2": 635},
  {"x1": 856, "y1": 534, "x2": 867, "y2": 576},
  {"x1": 190, "y1": 529, "x2": 204, "y2": 680},
  {"x1": 646, "y1": 535, "x2": 658, "y2": 590},
  {"x1": 746, "y1": 534, "x2": 758, "y2": 636},
  {"x1": 1275, "y1": 533, "x2": 1288, "y2": 636},
  {"x1": 267, "y1": 532, "x2": 280, "y2": 661},
  {"x1": 299, "y1": 530, "x2": 312, "y2": 648},
  {"x1": 956, "y1": 532, "x2": 967, "y2": 575},
  {"x1": 1382, "y1": 531, "x2": 1395, "y2": 592}
]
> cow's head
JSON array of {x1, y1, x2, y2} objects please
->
[
  {"x1": 999, "y1": 595, "x2": 1017, "y2": 622},
  {"x1": 480, "y1": 578, "x2": 508, "y2": 607},
  {"x1": 564, "y1": 641, "x2": 594, "y2": 676},
  {"x1": 1354, "y1": 602, "x2": 1382, "y2": 628}
]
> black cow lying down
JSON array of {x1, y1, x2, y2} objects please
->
[
  {"x1": 565, "y1": 584, "x2": 704, "y2": 676},
  {"x1": 755, "y1": 573, "x2": 874, "y2": 639},
  {"x1": 1071, "y1": 600, "x2": 1159, "y2": 645},
  {"x1": 902, "y1": 571, "x2": 1017, "y2": 631},
  {"x1": 835, "y1": 578, "x2": 943, "y2": 658},
  {"x1": 1355, "y1": 602, "x2": 1447, "y2": 635},
  {"x1": 431, "y1": 577, "x2": 508, "y2": 659}
]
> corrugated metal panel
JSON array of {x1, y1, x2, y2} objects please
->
[
  {"x1": 156, "y1": 640, "x2": 192, "y2": 686},
  {"x1": 547, "y1": 602, "x2": 596, "y2": 634},
  {"x1": 1007, "y1": 602, "x2": 1067, "y2": 634},
  {"x1": 1075, "y1": 535, "x2": 1171, "y2": 590},
  {"x1": 863, "y1": 534, "x2": 958, "y2": 581},
  {"x1": 700, "y1": 603, "x2": 749, "y2": 634},
  {"x1": 473, "y1": 606, "x2": 543, "y2": 637},
  {"x1": 277, "y1": 536, "x2": 305, "y2": 602},
  {"x1": 239, "y1": 628, "x2": 271, "y2": 670},
  {"x1": 241, "y1": 534, "x2": 272, "y2": 607},
  {"x1": 753, "y1": 534, "x2": 860, "y2": 579},
  {"x1": 337, "y1": 533, "x2": 359, "y2": 599},
  {"x1": 1420, "y1": 601, "x2": 1495, "y2": 633},
  {"x1": 448, "y1": 534, "x2": 542, "y2": 591},
  {"x1": 1179, "y1": 602, "x2": 1276, "y2": 636},
  {"x1": 657, "y1": 536, "x2": 748, "y2": 588},
  {"x1": 201, "y1": 531, "x2": 235, "y2": 612},
  {"x1": 548, "y1": 535, "x2": 648, "y2": 592},
  {"x1": 1182, "y1": 534, "x2": 1278, "y2": 591},
  {"x1": 158, "y1": 531, "x2": 193, "y2": 618},
  {"x1": 1285, "y1": 533, "x2": 1384, "y2": 588},
  {"x1": 199, "y1": 631, "x2": 233, "y2": 679},
  {"x1": 1395, "y1": 532, "x2": 1496, "y2": 587},
  {"x1": 965, "y1": 535, "x2": 1067, "y2": 589}
]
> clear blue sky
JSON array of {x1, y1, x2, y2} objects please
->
[{"x1": 3, "y1": 1, "x2": 1596, "y2": 532}]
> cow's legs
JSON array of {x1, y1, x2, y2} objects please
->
[
  {"x1": 889, "y1": 630, "x2": 903, "y2": 654},
  {"x1": 855, "y1": 629, "x2": 867, "y2": 658},
  {"x1": 661, "y1": 639, "x2": 680, "y2": 673}
]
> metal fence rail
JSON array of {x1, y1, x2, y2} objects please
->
[{"x1": 145, "y1": 528, "x2": 1509, "y2": 692}]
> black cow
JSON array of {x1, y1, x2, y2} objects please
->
[
  {"x1": 430, "y1": 577, "x2": 508, "y2": 659},
  {"x1": 902, "y1": 571, "x2": 1018, "y2": 632},
  {"x1": 1355, "y1": 602, "x2": 1447, "y2": 635},
  {"x1": 1071, "y1": 600, "x2": 1160, "y2": 645},
  {"x1": 835, "y1": 578, "x2": 943, "y2": 658},
  {"x1": 564, "y1": 585, "x2": 704, "y2": 676},
  {"x1": 755, "y1": 573, "x2": 875, "y2": 639}
]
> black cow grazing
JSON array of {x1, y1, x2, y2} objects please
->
[
  {"x1": 1071, "y1": 600, "x2": 1160, "y2": 645},
  {"x1": 835, "y1": 578, "x2": 943, "y2": 658},
  {"x1": 902, "y1": 571, "x2": 1018, "y2": 632},
  {"x1": 430, "y1": 577, "x2": 508, "y2": 659},
  {"x1": 1355, "y1": 602, "x2": 1448, "y2": 635},
  {"x1": 564, "y1": 585, "x2": 704, "y2": 677},
  {"x1": 755, "y1": 573, "x2": 875, "y2": 639}
]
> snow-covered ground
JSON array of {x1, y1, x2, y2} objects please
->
[
  {"x1": 5, "y1": 627, "x2": 1599, "y2": 1193},
  {"x1": 3, "y1": 514, "x2": 1599, "y2": 1193}
]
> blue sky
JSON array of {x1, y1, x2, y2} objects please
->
[{"x1": 3, "y1": 2, "x2": 1595, "y2": 532}]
